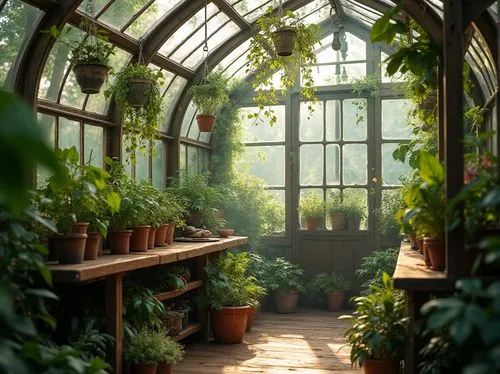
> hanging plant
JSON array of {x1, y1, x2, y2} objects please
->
[
  {"x1": 246, "y1": 6, "x2": 321, "y2": 125},
  {"x1": 188, "y1": 71, "x2": 230, "y2": 132},
  {"x1": 105, "y1": 63, "x2": 164, "y2": 163}
]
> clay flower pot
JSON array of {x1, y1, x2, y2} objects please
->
[
  {"x1": 196, "y1": 114, "x2": 216, "y2": 132},
  {"x1": 330, "y1": 213, "x2": 347, "y2": 230},
  {"x1": 53, "y1": 233, "x2": 87, "y2": 264},
  {"x1": 272, "y1": 27, "x2": 297, "y2": 56},
  {"x1": 347, "y1": 218, "x2": 361, "y2": 231},
  {"x1": 327, "y1": 290, "x2": 345, "y2": 311},
  {"x1": 424, "y1": 237, "x2": 445, "y2": 270},
  {"x1": 166, "y1": 222, "x2": 176, "y2": 244},
  {"x1": 156, "y1": 363, "x2": 172, "y2": 374},
  {"x1": 218, "y1": 228, "x2": 234, "y2": 238},
  {"x1": 73, "y1": 63, "x2": 109, "y2": 94},
  {"x1": 130, "y1": 225, "x2": 151, "y2": 252},
  {"x1": 148, "y1": 226, "x2": 157, "y2": 249},
  {"x1": 363, "y1": 359, "x2": 399, "y2": 374},
  {"x1": 409, "y1": 234, "x2": 419, "y2": 250},
  {"x1": 416, "y1": 237, "x2": 424, "y2": 254},
  {"x1": 108, "y1": 230, "x2": 133, "y2": 254},
  {"x1": 246, "y1": 305, "x2": 258, "y2": 332},
  {"x1": 211, "y1": 305, "x2": 250, "y2": 344},
  {"x1": 127, "y1": 78, "x2": 153, "y2": 108},
  {"x1": 154, "y1": 224, "x2": 168, "y2": 246},
  {"x1": 275, "y1": 289, "x2": 298, "y2": 314},
  {"x1": 187, "y1": 212, "x2": 203, "y2": 227},
  {"x1": 74, "y1": 222, "x2": 90, "y2": 234},
  {"x1": 305, "y1": 219, "x2": 319, "y2": 231},
  {"x1": 131, "y1": 363, "x2": 157, "y2": 374},
  {"x1": 84, "y1": 232, "x2": 102, "y2": 260}
]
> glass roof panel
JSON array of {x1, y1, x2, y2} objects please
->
[
  {"x1": 231, "y1": 0, "x2": 273, "y2": 22},
  {"x1": 77, "y1": 0, "x2": 110, "y2": 16},
  {"x1": 465, "y1": 32, "x2": 496, "y2": 99},
  {"x1": 1, "y1": 0, "x2": 44, "y2": 90},
  {"x1": 181, "y1": 101, "x2": 197, "y2": 138},
  {"x1": 161, "y1": 75, "x2": 188, "y2": 132},
  {"x1": 124, "y1": 0, "x2": 178, "y2": 39},
  {"x1": 341, "y1": 0, "x2": 383, "y2": 27},
  {"x1": 188, "y1": 115, "x2": 201, "y2": 139},
  {"x1": 97, "y1": 0, "x2": 150, "y2": 32}
]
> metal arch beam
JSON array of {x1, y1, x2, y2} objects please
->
[
  {"x1": 212, "y1": 0, "x2": 252, "y2": 31},
  {"x1": 464, "y1": 0, "x2": 496, "y2": 28},
  {"x1": 470, "y1": 8, "x2": 498, "y2": 65},
  {"x1": 14, "y1": 0, "x2": 83, "y2": 108}
]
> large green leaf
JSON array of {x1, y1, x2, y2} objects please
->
[{"x1": 418, "y1": 151, "x2": 444, "y2": 185}]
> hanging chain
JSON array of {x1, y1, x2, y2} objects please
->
[
  {"x1": 83, "y1": 0, "x2": 97, "y2": 46},
  {"x1": 278, "y1": 0, "x2": 284, "y2": 18},
  {"x1": 138, "y1": 37, "x2": 145, "y2": 65},
  {"x1": 202, "y1": 0, "x2": 209, "y2": 80}
]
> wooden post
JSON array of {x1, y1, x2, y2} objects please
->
[
  {"x1": 106, "y1": 274, "x2": 123, "y2": 374},
  {"x1": 443, "y1": 0, "x2": 465, "y2": 277}
]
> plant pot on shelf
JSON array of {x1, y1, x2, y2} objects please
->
[
  {"x1": 84, "y1": 232, "x2": 102, "y2": 260},
  {"x1": 211, "y1": 306, "x2": 250, "y2": 344},
  {"x1": 363, "y1": 359, "x2": 399, "y2": 374},
  {"x1": 305, "y1": 218, "x2": 319, "y2": 231},
  {"x1": 409, "y1": 234, "x2": 419, "y2": 250},
  {"x1": 154, "y1": 224, "x2": 168, "y2": 247},
  {"x1": 162, "y1": 311, "x2": 184, "y2": 336},
  {"x1": 275, "y1": 289, "x2": 298, "y2": 314},
  {"x1": 108, "y1": 230, "x2": 133, "y2": 254},
  {"x1": 416, "y1": 237, "x2": 424, "y2": 254},
  {"x1": 327, "y1": 290, "x2": 345, "y2": 312},
  {"x1": 54, "y1": 233, "x2": 87, "y2": 264},
  {"x1": 246, "y1": 305, "x2": 258, "y2": 332},
  {"x1": 272, "y1": 27, "x2": 297, "y2": 57},
  {"x1": 73, "y1": 63, "x2": 109, "y2": 94},
  {"x1": 218, "y1": 228, "x2": 234, "y2": 238},
  {"x1": 424, "y1": 237, "x2": 445, "y2": 271},
  {"x1": 330, "y1": 213, "x2": 347, "y2": 231},
  {"x1": 166, "y1": 223, "x2": 176, "y2": 244},
  {"x1": 422, "y1": 244, "x2": 432, "y2": 268},
  {"x1": 126, "y1": 78, "x2": 153, "y2": 108},
  {"x1": 347, "y1": 218, "x2": 361, "y2": 231},
  {"x1": 131, "y1": 363, "x2": 157, "y2": 374},
  {"x1": 148, "y1": 226, "x2": 157, "y2": 249},
  {"x1": 130, "y1": 225, "x2": 151, "y2": 252},
  {"x1": 196, "y1": 114, "x2": 216, "y2": 132},
  {"x1": 156, "y1": 363, "x2": 172, "y2": 374},
  {"x1": 74, "y1": 222, "x2": 90, "y2": 234}
]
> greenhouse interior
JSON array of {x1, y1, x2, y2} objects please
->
[{"x1": 1, "y1": 0, "x2": 500, "y2": 373}]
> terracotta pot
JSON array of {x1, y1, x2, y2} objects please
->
[
  {"x1": 305, "y1": 219, "x2": 320, "y2": 231},
  {"x1": 330, "y1": 213, "x2": 347, "y2": 230},
  {"x1": 363, "y1": 359, "x2": 399, "y2": 374},
  {"x1": 156, "y1": 363, "x2": 172, "y2": 374},
  {"x1": 211, "y1": 306, "x2": 250, "y2": 344},
  {"x1": 275, "y1": 289, "x2": 298, "y2": 314},
  {"x1": 148, "y1": 226, "x2": 157, "y2": 249},
  {"x1": 130, "y1": 225, "x2": 151, "y2": 252},
  {"x1": 166, "y1": 222, "x2": 176, "y2": 245},
  {"x1": 108, "y1": 230, "x2": 133, "y2": 254},
  {"x1": 246, "y1": 305, "x2": 257, "y2": 332},
  {"x1": 218, "y1": 228, "x2": 234, "y2": 238},
  {"x1": 84, "y1": 232, "x2": 101, "y2": 260},
  {"x1": 424, "y1": 237, "x2": 445, "y2": 270},
  {"x1": 74, "y1": 222, "x2": 90, "y2": 234},
  {"x1": 154, "y1": 224, "x2": 168, "y2": 246},
  {"x1": 53, "y1": 233, "x2": 87, "y2": 264},
  {"x1": 272, "y1": 27, "x2": 297, "y2": 57},
  {"x1": 327, "y1": 290, "x2": 345, "y2": 311},
  {"x1": 127, "y1": 78, "x2": 153, "y2": 108},
  {"x1": 196, "y1": 114, "x2": 216, "y2": 132},
  {"x1": 73, "y1": 63, "x2": 109, "y2": 94},
  {"x1": 416, "y1": 237, "x2": 424, "y2": 254},
  {"x1": 409, "y1": 234, "x2": 419, "y2": 250},
  {"x1": 131, "y1": 363, "x2": 157, "y2": 374},
  {"x1": 187, "y1": 212, "x2": 203, "y2": 227},
  {"x1": 347, "y1": 218, "x2": 361, "y2": 231}
]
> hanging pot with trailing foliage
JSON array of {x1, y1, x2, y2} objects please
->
[{"x1": 272, "y1": 27, "x2": 297, "y2": 56}]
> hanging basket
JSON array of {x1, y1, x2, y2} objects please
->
[
  {"x1": 272, "y1": 27, "x2": 297, "y2": 57},
  {"x1": 126, "y1": 78, "x2": 154, "y2": 108},
  {"x1": 196, "y1": 114, "x2": 216, "y2": 132},
  {"x1": 73, "y1": 63, "x2": 109, "y2": 94}
]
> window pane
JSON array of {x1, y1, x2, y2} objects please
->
[
  {"x1": 162, "y1": 76, "x2": 187, "y2": 131},
  {"x1": 343, "y1": 98, "x2": 367, "y2": 141},
  {"x1": 300, "y1": 144, "x2": 323, "y2": 186},
  {"x1": 152, "y1": 140, "x2": 166, "y2": 188},
  {"x1": 300, "y1": 101, "x2": 323, "y2": 142},
  {"x1": 136, "y1": 148, "x2": 149, "y2": 182},
  {"x1": 326, "y1": 144, "x2": 340, "y2": 185},
  {"x1": 241, "y1": 106, "x2": 285, "y2": 142},
  {"x1": 187, "y1": 146, "x2": 198, "y2": 176},
  {"x1": 310, "y1": 63, "x2": 366, "y2": 86},
  {"x1": 326, "y1": 100, "x2": 341, "y2": 141},
  {"x1": 299, "y1": 188, "x2": 324, "y2": 229},
  {"x1": 382, "y1": 143, "x2": 411, "y2": 185},
  {"x1": 38, "y1": 113, "x2": 56, "y2": 148},
  {"x1": 343, "y1": 144, "x2": 367, "y2": 185},
  {"x1": 240, "y1": 146, "x2": 285, "y2": 186},
  {"x1": 179, "y1": 143, "x2": 187, "y2": 172},
  {"x1": 382, "y1": 99, "x2": 414, "y2": 139},
  {"x1": 325, "y1": 187, "x2": 341, "y2": 229},
  {"x1": 84, "y1": 124, "x2": 104, "y2": 167},
  {"x1": 181, "y1": 101, "x2": 197, "y2": 137},
  {"x1": 98, "y1": 0, "x2": 150, "y2": 31},
  {"x1": 125, "y1": 0, "x2": 178, "y2": 39},
  {"x1": 267, "y1": 189, "x2": 285, "y2": 233},
  {"x1": 344, "y1": 188, "x2": 368, "y2": 230},
  {"x1": 59, "y1": 117, "x2": 81, "y2": 154}
]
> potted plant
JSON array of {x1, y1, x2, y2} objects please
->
[
  {"x1": 127, "y1": 182, "x2": 153, "y2": 252},
  {"x1": 343, "y1": 193, "x2": 367, "y2": 231},
  {"x1": 105, "y1": 63, "x2": 163, "y2": 164},
  {"x1": 340, "y1": 273, "x2": 407, "y2": 374},
  {"x1": 156, "y1": 330, "x2": 184, "y2": 374},
  {"x1": 247, "y1": 7, "x2": 320, "y2": 125},
  {"x1": 298, "y1": 193, "x2": 325, "y2": 231},
  {"x1": 307, "y1": 272, "x2": 352, "y2": 311},
  {"x1": 328, "y1": 190, "x2": 348, "y2": 231},
  {"x1": 263, "y1": 257, "x2": 304, "y2": 314},
  {"x1": 188, "y1": 71, "x2": 230, "y2": 132},
  {"x1": 157, "y1": 190, "x2": 186, "y2": 246}
]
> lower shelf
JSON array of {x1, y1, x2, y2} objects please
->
[{"x1": 174, "y1": 322, "x2": 203, "y2": 341}]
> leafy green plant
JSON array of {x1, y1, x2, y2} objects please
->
[
  {"x1": 350, "y1": 74, "x2": 380, "y2": 125},
  {"x1": 298, "y1": 193, "x2": 325, "y2": 221},
  {"x1": 124, "y1": 328, "x2": 183, "y2": 365},
  {"x1": 68, "y1": 318, "x2": 114, "y2": 361},
  {"x1": 105, "y1": 63, "x2": 163, "y2": 164},
  {"x1": 188, "y1": 71, "x2": 230, "y2": 116},
  {"x1": 307, "y1": 272, "x2": 352, "y2": 302},
  {"x1": 355, "y1": 247, "x2": 399, "y2": 293},
  {"x1": 343, "y1": 192, "x2": 367, "y2": 222},
  {"x1": 340, "y1": 273, "x2": 407, "y2": 367},
  {"x1": 263, "y1": 257, "x2": 304, "y2": 293},
  {"x1": 375, "y1": 190, "x2": 405, "y2": 238},
  {"x1": 247, "y1": 7, "x2": 321, "y2": 125}
]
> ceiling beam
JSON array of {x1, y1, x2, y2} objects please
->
[
  {"x1": 212, "y1": 0, "x2": 253, "y2": 31},
  {"x1": 463, "y1": 0, "x2": 496, "y2": 28}
]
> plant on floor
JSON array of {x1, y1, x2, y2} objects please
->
[
  {"x1": 355, "y1": 247, "x2": 399, "y2": 294},
  {"x1": 307, "y1": 272, "x2": 352, "y2": 300},
  {"x1": 105, "y1": 63, "x2": 163, "y2": 164},
  {"x1": 340, "y1": 273, "x2": 407, "y2": 372},
  {"x1": 264, "y1": 257, "x2": 304, "y2": 293},
  {"x1": 298, "y1": 193, "x2": 325, "y2": 230},
  {"x1": 247, "y1": 6, "x2": 321, "y2": 125},
  {"x1": 68, "y1": 318, "x2": 115, "y2": 361}
]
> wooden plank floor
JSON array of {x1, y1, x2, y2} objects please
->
[{"x1": 175, "y1": 310, "x2": 361, "y2": 374}]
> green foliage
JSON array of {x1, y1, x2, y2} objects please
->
[
  {"x1": 375, "y1": 190, "x2": 405, "y2": 238},
  {"x1": 124, "y1": 328, "x2": 183, "y2": 365},
  {"x1": 68, "y1": 318, "x2": 114, "y2": 361},
  {"x1": 350, "y1": 74, "x2": 380, "y2": 125},
  {"x1": 105, "y1": 63, "x2": 163, "y2": 164},
  {"x1": 188, "y1": 71, "x2": 230, "y2": 115},
  {"x1": 355, "y1": 248, "x2": 399, "y2": 293},
  {"x1": 262, "y1": 257, "x2": 304, "y2": 293},
  {"x1": 298, "y1": 193, "x2": 325, "y2": 220},
  {"x1": 340, "y1": 273, "x2": 407, "y2": 367},
  {"x1": 247, "y1": 7, "x2": 320, "y2": 125},
  {"x1": 327, "y1": 190, "x2": 365, "y2": 220},
  {"x1": 307, "y1": 272, "x2": 352, "y2": 302}
]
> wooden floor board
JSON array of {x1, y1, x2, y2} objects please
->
[{"x1": 175, "y1": 310, "x2": 361, "y2": 374}]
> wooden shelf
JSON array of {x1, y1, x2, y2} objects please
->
[
  {"x1": 156, "y1": 280, "x2": 203, "y2": 301},
  {"x1": 174, "y1": 322, "x2": 203, "y2": 341}
]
